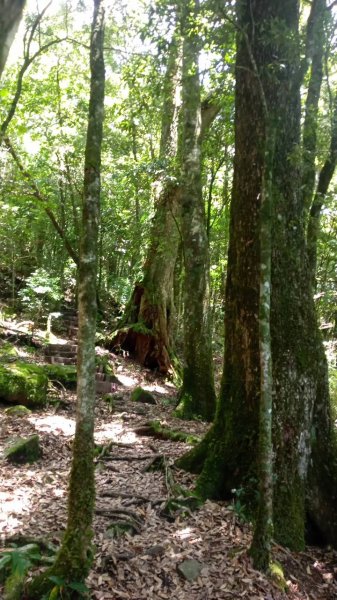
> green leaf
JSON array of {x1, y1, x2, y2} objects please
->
[
  {"x1": 0, "y1": 554, "x2": 11, "y2": 571},
  {"x1": 68, "y1": 581, "x2": 89, "y2": 593},
  {"x1": 48, "y1": 575, "x2": 66, "y2": 586}
]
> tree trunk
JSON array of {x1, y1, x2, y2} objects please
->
[
  {"x1": 178, "y1": 0, "x2": 337, "y2": 551},
  {"x1": 174, "y1": 0, "x2": 216, "y2": 421},
  {"x1": 27, "y1": 1, "x2": 105, "y2": 596},
  {"x1": 0, "y1": 0, "x2": 25, "y2": 78},
  {"x1": 307, "y1": 92, "x2": 337, "y2": 287},
  {"x1": 110, "y1": 35, "x2": 182, "y2": 374}
]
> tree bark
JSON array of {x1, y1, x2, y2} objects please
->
[
  {"x1": 111, "y1": 34, "x2": 182, "y2": 374},
  {"x1": 178, "y1": 0, "x2": 337, "y2": 551},
  {"x1": 174, "y1": 0, "x2": 216, "y2": 421},
  {"x1": 26, "y1": 0, "x2": 105, "y2": 595},
  {"x1": 0, "y1": 0, "x2": 25, "y2": 78}
]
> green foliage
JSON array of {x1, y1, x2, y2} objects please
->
[
  {"x1": 0, "y1": 544, "x2": 41, "y2": 600},
  {"x1": 18, "y1": 268, "x2": 61, "y2": 323},
  {"x1": 330, "y1": 366, "x2": 337, "y2": 421},
  {"x1": 42, "y1": 576, "x2": 89, "y2": 599}
]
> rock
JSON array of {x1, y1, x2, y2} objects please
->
[
  {"x1": 43, "y1": 364, "x2": 77, "y2": 388},
  {"x1": 144, "y1": 545, "x2": 165, "y2": 557},
  {"x1": 177, "y1": 559, "x2": 203, "y2": 582},
  {"x1": 130, "y1": 386, "x2": 156, "y2": 405},
  {"x1": 0, "y1": 362, "x2": 48, "y2": 407},
  {"x1": 4, "y1": 405, "x2": 32, "y2": 417},
  {"x1": 4, "y1": 435, "x2": 42, "y2": 464}
]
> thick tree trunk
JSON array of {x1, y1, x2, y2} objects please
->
[
  {"x1": 111, "y1": 36, "x2": 182, "y2": 374},
  {"x1": 178, "y1": 0, "x2": 337, "y2": 551},
  {"x1": 0, "y1": 0, "x2": 25, "y2": 78},
  {"x1": 174, "y1": 0, "x2": 216, "y2": 422},
  {"x1": 27, "y1": 1, "x2": 105, "y2": 596},
  {"x1": 307, "y1": 92, "x2": 337, "y2": 287},
  {"x1": 113, "y1": 183, "x2": 181, "y2": 373}
]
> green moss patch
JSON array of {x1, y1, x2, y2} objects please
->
[
  {"x1": 0, "y1": 362, "x2": 48, "y2": 408},
  {"x1": 43, "y1": 364, "x2": 77, "y2": 388},
  {"x1": 130, "y1": 386, "x2": 156, "y2": 405},
  {"x1": 0, "y1": 342, "x2": 19, "y2": 361},
  {"x1": 4, "y1": 405, "x2": 32, "y2": 417},
  {"x1": 4, "y1": 435, "x2": 42, "y2": 464}
]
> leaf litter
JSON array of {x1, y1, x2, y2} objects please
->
[{"x1": 0, "y1": 349, "x2": 336, "y2": 599}]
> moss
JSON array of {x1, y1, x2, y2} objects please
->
[
  {"x1": 269, "y1": 561, "x2": 287, "y2": 591},
  {"x1": 130, "y1": 386, "x2": 156, "y2": 404},
  {"x1": 130, "y1": 321, "x2": 154, "y2": 336},
  {"x1": 43, "y1": 364, "x2": 77, "y2": 388},
  {"x1": 273, "y1": 479, "x2": 305, "y2": 550},
  {"x1": 146, "y1": 420, "x2": 200, "y2": 444},
  {"x1": 0, "y1": 342, "x2": 19, "y2": 361},
  {"x1": 4, "y1": 435, "x2": 42, "y2": 464},
  {"x1": 0, "y1": 362, "x2": 48, "y2": 407},
  {"x1": 174, "y1": 393, "x2": 204, "y2": 421},
  {"x1": 175, "y1": 428, "x2": 212, "y2": 474},
  {"x1": 4, "y1": 405, "x2": 32, "y2": 416},
  {"x1": 4, "y1": 570, "x2": 25, "y2": 600}
]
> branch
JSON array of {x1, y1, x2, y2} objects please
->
[
  {"x1": 200, "y1": 94, "x2": 221, "y2": 139},
  {"x1": 0, "y1": 3, "x2": 66, "y2": 143},
  {"x1": 4, "y1": 137, "x2": 79, "y2": 266}
]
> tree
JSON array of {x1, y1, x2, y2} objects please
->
[
  {"x1": 0, "y1": 0, "x2": 26, "y2": 78},
  {"x1": 27, "y1": 0, "x2": 105, "y2": 596},
  {"x1": 111, "y1": 18, "x2": 219, "y2": 377},
  {"x1": 174, "y1": 0, "x2": 216, "y2": 421},
  {"x1": 178, "y1": 0, "x2": 337, "y2": 551},
  {"x1": 111, "y1": 30, "x2": 183, "y2": 373}
]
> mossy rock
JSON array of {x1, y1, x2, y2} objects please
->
[
  {"x1": 4, "y1": 435, "x2": 42, "y2": 464},
  {"x1": 43, "y1": 364, "x2": 77, "y2": 388},
  {"x1": 4, "y1": 405, "x2": 32, "y2": 417},
  {"x1": 0, "y1": 342, "x2": 19, "y2": 362},
  {"x1": 0, "y1": 362, "x2": 48, "y2": 408},
  {"x1": 130, "y1": 386, "x2": 156, "y2": 405}
]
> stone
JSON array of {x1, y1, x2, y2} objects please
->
[
  {"x1": 43, "y1": 364, "x2": 77, "y2": 388},
  {"x1": 4, "y1": 405, "x2": 32, "y2": 417},
  {"x1": 177, "y1": 559, "x2": 203, "y2": 582},
  {"x1": 4, "y1": 435, "x2": 42, "y2": 464},
  {"x1": 0, "y1": 362, "x2": 48, "y2": 407},
  {"x1": 130, "y1": 386, "x2": 156, "y2": 405},
  {"x1": 144, "y1": 545, "x2": 165, "y2": 557}
]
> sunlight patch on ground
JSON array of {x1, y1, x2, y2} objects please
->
[
  {"x1": 28, "y1": 415, "x2": 75, "y2": 437},
  {"x1": 174, "y1": 527, "x2": 194, "y2": 541},
  {"x1": 94, "y1": 423, "x2": 137, "y2": 445},
  {"x1": 0, "y1": 486, "x2": 34, "y2": 536},
  {"x1": 143, "y1": 383, "x2": 168, "y2": 394},
  {"x1": 115, "y1": 373, "x2": 137, "y2": 387}
]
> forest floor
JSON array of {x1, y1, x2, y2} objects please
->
[{"x1": 0, "y1": 333, "x2": 337, "y2": 599}]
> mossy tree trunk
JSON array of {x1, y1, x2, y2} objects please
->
[
  {"x1": 112, "y1": 35, "x2": 219, "y2": 377},
  {"x1": 307, "y1": 92, "x2": 337, "y2": 288},
  {"x1": 111, "y1": 34, "x2": 182, "y2": 374},
  {"x1": 178, "y1": 0, "x2": 337, "y2": 551},
  {"x1": 174, "y1": 0, "x2": 216, "y2": 422},
  {"x1": 27, "y1": 1, "x2": 105, "y2": 596},
  {"x1": 0, "y1": 0, "x2": 25, "y2": 79}
]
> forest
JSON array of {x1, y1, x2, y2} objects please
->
[{"x1": 0, "y1": 0, "x2": 337, "y2": 598}]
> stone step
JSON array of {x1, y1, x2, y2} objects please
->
[
  {"x1": 95, "y1": 380, "x2": 117, "y2": 394},
  {"x1": 48, "y1": 356, "x2": 77, "y2": 365},
  {"x1": 45, "y1": 349, "x2": 77, "y2": 358},
  {"x1": 95, "y1": 373, "x2": 118, "y2": 383},
  {"x1": 46, "y1": 344, "x2": 78, "y2": 352}
]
